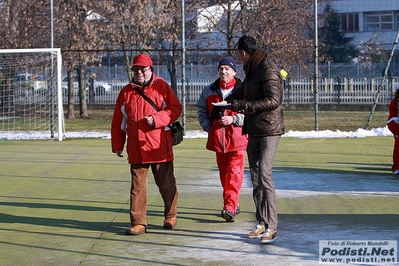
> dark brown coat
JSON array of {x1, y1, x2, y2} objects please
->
[{"x1": 228, "y1": 58, "x2": 285, "y2": 136}]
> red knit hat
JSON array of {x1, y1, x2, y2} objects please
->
[{"x1": 132, "y1": 54, "x2": 153, "y2": 67}]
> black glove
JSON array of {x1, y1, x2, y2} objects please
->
[
  {"x1": 226, "y1": 100, "x2": 246, "y2": 112},
  {"x1": 210, "y1": 106, "x2": 224, "y2": 120}
]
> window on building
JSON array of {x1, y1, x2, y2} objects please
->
[
  {"x1": 340, "y1": 13, "x2": 359, "y2": 32},
  {"x1": 365, "y1": 12, "x2": 393, "y2": 31}
]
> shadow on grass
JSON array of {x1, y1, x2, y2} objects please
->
[{"x1": 2, "y1": 211, "x2": 397, "y2": 265}]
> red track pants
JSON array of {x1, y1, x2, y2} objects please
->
[
  {"x1": 216, "y1": 150, "x2": 245, "y2": 215},
  {"x1": 392, "y1": 134, "x2": 399, "y2": 173}
]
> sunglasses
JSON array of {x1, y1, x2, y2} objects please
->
[{"x1": 131, "y1": 66, "x2": 151, "y2": 73}]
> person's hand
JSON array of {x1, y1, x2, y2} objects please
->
[
  {"x1": 225, "y1": 100, "x2": 246, "y2": 112},
  {"x1": 219, "y1": 116, "x2": 233, "y2": 126},
  {"x1": 113, "y1": 150, "x2": 123, "y2": 157},
  {"x1": 145, "y1": 116, "x2": 155, "y2": 127}
]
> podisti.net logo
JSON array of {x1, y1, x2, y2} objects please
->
[{"x1": 319, "y1": 240, "x2": 397, "y2": 264}]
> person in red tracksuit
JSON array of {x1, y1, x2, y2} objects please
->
[
  {"x1": 196, "y1": 57, "x2": 248, "y2": 222},
  {"x1": 387, "y1": 89, "x2": 399, "y2": 175}
]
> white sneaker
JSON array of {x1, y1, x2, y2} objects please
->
[
  {"x1": 247, "y1": 224, "x2": 265, "y2": 239},
  {"x1": 260, "y1": 229, "x2": 278, "y2": 244},
  {"x1": 394, "y1": 170, "x2": 399, "y2": 175}
]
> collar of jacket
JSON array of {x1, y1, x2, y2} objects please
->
[
  {"x1": 132, "y1": 75, "x2": 154, "y2": 89},
  {"x1": 244, "y1": 48, "x2": 267, "y2": 76},
  {"x1": 210, "y1": 77, "x2": 241, "y2": 92}
]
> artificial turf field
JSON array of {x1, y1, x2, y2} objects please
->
[{"x1": 0, "y1": 137, "x2": 398, "y2": 266}]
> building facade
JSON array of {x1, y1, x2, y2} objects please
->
[{"x1": 331, "y1": 0, "x2": 399, "y2": 75}]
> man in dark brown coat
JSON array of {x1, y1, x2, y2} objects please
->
[{"x1": 225, "y1": 35, "x2": 284, "y2": 244}]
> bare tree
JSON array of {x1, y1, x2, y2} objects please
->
[
  {"x1": 155, "y1": 0, "x2": 183, "y2": 93},
  {"x1": 55, "y1": 0, "x2": 108, "y2": 118},
  {"x1": 0, "y1": 0, "x2": 326, "y2": 89},
  {"x1": 0, "y1": 0, "x2": 51, "y2": 49},
  {"x1": 193, "y1": 0, "x2": 319, "y2": 72},
  {"x1": 358, "y1": 36, "x2": 388, "y2": 64},
  {"x1": 196, "y1": 0, "x2": 254, "y2": 56},
  {"x1": 243, "y1": 0, "x2": 317, "y2": 70},
  {"x1": 97, "y1": 0, "x2": 166, "y2": 82},
  {"x1": 96, "y1": 0, "x2": 195, "y2": 95}
]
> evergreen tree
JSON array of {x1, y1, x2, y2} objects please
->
[{"x1": 318, "y1": 3, "x2": 359, "y2": 63}]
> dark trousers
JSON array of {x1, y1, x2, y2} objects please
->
[
  {"x1": 129, "y1": 161, "x2": 178, "y2": 226},
  {"x1": 247, "y1": 135, "x2": 281, "y2": 229}
]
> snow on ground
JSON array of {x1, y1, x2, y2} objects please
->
[{"x1": 0, "y1": 126, "x2": 394, "y2": 140}]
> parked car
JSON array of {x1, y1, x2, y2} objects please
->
[
  {"x1": 13, "y1": 73, "x2": 47, "y2": 96},
  {"x1": 62, "y1": 76, "x2": 112, "y2": 95}
]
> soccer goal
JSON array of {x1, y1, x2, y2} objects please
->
[{"x1": 0, "y1": 48, "x2": 64, "y2": 141}]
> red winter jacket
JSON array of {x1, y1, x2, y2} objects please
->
[
  {"x1": 387, "y1": 99, "x2": 399, "y2": 136},
  {"x1": 111, "y1": 75, "x2": 182, "y2": 164},
  {"x1": 197, "y1": 77, "x2": 248, "y2": 153}
]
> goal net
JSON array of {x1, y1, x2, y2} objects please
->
[{"x1": 0, "y1": 48, "x2": 64, "y2": 141}]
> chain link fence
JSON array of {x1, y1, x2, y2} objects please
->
[
  {"x1": 1, "y1": 49, "x2": 395, "y2": 139},
  {"x1": 57, "y1": 49, "x2": 396, "y2": 135}
]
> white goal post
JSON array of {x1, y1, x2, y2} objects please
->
[{"x1": 0, "y1": 48, "x2": 64, "y2": 141}]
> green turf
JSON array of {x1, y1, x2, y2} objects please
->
[
  {"x1": 0, "y1": 137, "x2": 398, "y2": 265},
  {"x1": 274, "y1": 137, "x2": 393, "y2": 172}
]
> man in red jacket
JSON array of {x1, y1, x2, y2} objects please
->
[
  {"x1": 387, "y1": 89, "x2": 399, "y2": 175},
  {"x1": 197, "y1": 57, "x2": 248, "y2": 222},
  {"x1": 111, "y1": 54, "x2": 182, "y2": 235}
]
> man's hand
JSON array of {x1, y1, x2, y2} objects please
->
[
  {"x1": 113, "y1": 150, "x2": 123, "y2": 157},
  {"x1": 219, "y1": 116, "x2": 233, "y2": 126},
  {"x1": 145, "y1": 116, "x2": 155, "y2": 127},
  {"x1": 225, "y1": 100, "x2": 246, "y2": 112}
]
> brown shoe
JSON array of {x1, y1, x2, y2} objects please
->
[
  {"x1": 247, "y1": 224, "x2": 265, "y2": 239},
  {"x1": 163, "y1": 217, "x2": 177, "y2": 229},
  {"x1": 260, "y1": 229, "x2": 278, "y2": 244},
  {"x1": 126, "y1": 225, "x2": 146, "y2": 235}
]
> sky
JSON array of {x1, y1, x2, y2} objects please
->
[{"x1": 0, "y1": 126, "x2": 394, "y2": 140}]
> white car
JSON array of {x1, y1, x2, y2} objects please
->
[
  {"x1": 13, "y1": 73, "x2": 47, "y2": 96},
  {"x1": 93, "y1": 80, "x2": 112, "y2": 95},
  {"x1": 62, "y1": 76, "x2": 112, "y2": 95}
]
